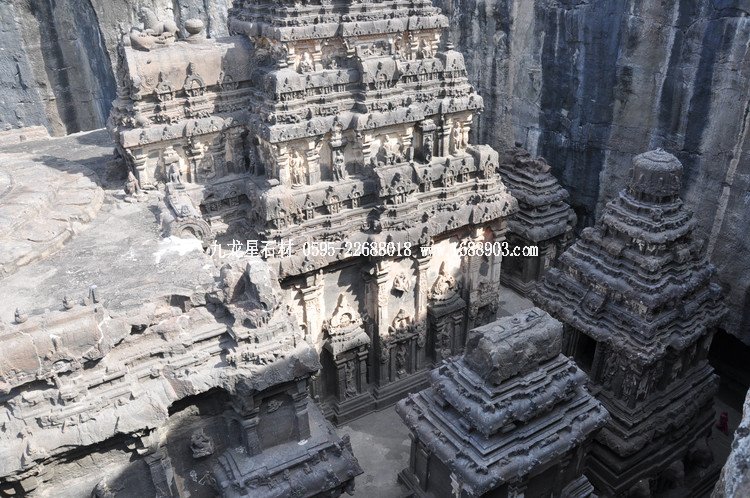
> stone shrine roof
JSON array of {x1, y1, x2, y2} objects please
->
[
  {"x1": 463, "y1": 309, "x2": 562, "y2": 385},
  {"x1": 498, "y1": 148, "x2": 575, "y2": 242},
  {"x1": 533, "y1": 149, "x2": 726, "y2": 362},
  {"x1": 397, "y1": 308, "x2": 608, "y2": 496}
]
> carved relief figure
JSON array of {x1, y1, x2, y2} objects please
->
[
  {"x1": 482, "y1": 156, "x2": 494, "y2": 178},
  {"x1": 395, "y1": 343, "x2": 408, "y2": 377},
  {"x1": 129, "y1": 8, "x2": 179, "y2": 51},
  {"x1": 330, "y1": 295, "x2": 357, "y2": 330},
  {"x1": 437, "y1": 321, "x2": 454, "y2": 359},
  {"x1": 190, "y1": 429, "x2": 214, "y2": 458},
  {"x1": 184, "y1": 62, "x2": 205, "y2": 97},
  {"x1": 125, "y1": 170, "x2": 141, "y2": 196},
  {"x1": 326, "y1": 189, "x2": 341, "y2": 214},
  {"x1": 333, "y1": 149, "x2": 347, "y2": 181},
  {"x1": 299, "y1": 52, "x2": 314, "y2": 73},
  {"x1": 423, "y1": 134, "x2": 433, "y2": 162},
  {"x1": 344, "y1": 361, "x2": 357, "y2": 398},
  {"x1": 168, "y1": 162, "x2": 182, "y2": 184},
  {"x1": 417, "y1": 39, "x2": 432, "y2": 58},
  {"x1": 392, "y1": 272, "x2": 412, "y2": 295},
  {"x1": 449, "y1": 122, "x2": 465, "y2": 155},
  {"x1": 430, "y1": 263, "x2": 459, "y2": 300},
  {"x1": 380, "y1": 135, "x2": 404, "y2": 165},
  {"x1": 290, "y1": 150, "x2": 306, "y2": 187},
  {"x1": 442, "y1": 168, "x2": 454, "y2": 188},
  {"x1": 389, "y1": 309, "x2": 413, "y2": 335}
]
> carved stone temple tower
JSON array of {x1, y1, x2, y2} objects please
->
[
  {"x1": 533, "y1": 149, "x2": 726, "y2": 496},
  {"x1": 498, "y1": 147, "x2": 576, "y2": 296},
  {"x1": 396, "y1": 308, "x2": 609, "y2": 497},
  {"x1": 109, "y1": 0, "x2": 518, "y2": 422}
]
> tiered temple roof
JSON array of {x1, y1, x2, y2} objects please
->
[
  {"x1": 108, "y1": 0, "x2": 517, "y2": 279},
  {"x1": 397, "y1": 308, "x2": 608, "y2": 497},
  {"x1": 498, "y1": 147, "x2": 575, "y2": 244},
  {"x1": 534, "y1": 149, "x2": 724, "y2": 362}
]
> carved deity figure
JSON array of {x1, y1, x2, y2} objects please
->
[
  {"x1": 430, "y1": 262, "x2": 459, "y2": 300},
  {"x1": 380, "y1": 135, "x2": 403, "y2": 165},
  {"x1": 449, "y1": 122, "x2": 465, "y2": 155},
  {"x1": 345, "y1": 361, "x2": 357, "y2": 397},
  {"x1": 190, "y1": 429, "x2": 214, "y2": 458},
  {"x1": 423, "y1": 134, "x2": 433, "y2": 162},
  {"x1": 325, "y1": 187, "x2": 341, "y2": 214},
  {"x1": 389, "y1": 308, "x2": 413, "y2": 335},
  {"x1": 169, "y1": 162, "x2": 182, "y2": 184},
  {"x1": 299, "y1": 52, "x2": 314, "y2": 73},
  {"x1": 129, "y1": 8, "x2": 179, "y2": 51},
  {"x1": 392, "y1": 272, "x2": 411, "y2": 294},
  {"x1": 437, "y1": 322, "x2": 454, "y2": 359},
  {"x1": 417, "y1": 39, "x2": 432, "y2": 58},
  {"x1": 622, "y1": 373, "x2": 637, "y2": 401},
  {"x1": 125, "y1": 170, "x2": 141, "y2": 196},
  {"x1": 442, "y1": 169, "x2": 454, "y2": 187},
  {"x1": 333, "y1": 149, "x2": 347, "y2": 181},
  {"x1": 290, "y1": 150, "x2": 306, "y2": 186},
  {"x1": 483, "y1": 156, "x2": 494, "y2": 178},
  {"x1": 396, "y1": 343, "x2": 408, "y2": 377}
]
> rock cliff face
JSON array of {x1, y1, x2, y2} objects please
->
[
  {"x1": 713, "y1": 387, "x2": 750, "y2": 497},
  {"x1": 1, "y1": 0, "x2": 231, "y2": 135},
  {"x1": 1, "y1": 0, "x2": 748, "y2": 343},
  {"x1": 438, "y1": 0, "x2": 750, "y2": 343}
]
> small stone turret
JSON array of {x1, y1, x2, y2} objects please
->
[{"x1": 498, "y1": 148, "x2": 576, "y2": 295}]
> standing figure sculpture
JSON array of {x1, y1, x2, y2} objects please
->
[
  {"x1": 449, "y1": 122, "x2": 463, "y2": 155},
  {"x1": 333, "y1": 149, "x2": 347, "y2": 181},
  {"x1": 289, "y1": 151, "x2": 307, "y2": 187}
]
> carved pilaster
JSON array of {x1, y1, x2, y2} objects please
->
[
  {"x1": 301, "y1": 272, "x2": 324, "y2": 343},
  {"x1": 306, "y1": 141, "x2": 321, "y2": 184},
  {"x1": 292, "y1": 380, "x2": 311, "y2": 441}
]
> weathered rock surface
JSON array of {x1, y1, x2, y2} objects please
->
[
  {"x1": 1, "y1": 0, "x2": 231, "y2": 135},
  {"x1": 713, "y1": 387, "x2": 750, "y2": 498},
  {"x1": 0, "y1": 130, "x2": 362, "y2": 497}
]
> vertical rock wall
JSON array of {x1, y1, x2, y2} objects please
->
[
  {"x1": 1, "y1": 0, "x2": 231, "y2": 135},
  {"x1": 438, "y1": 0, "x2": 750, "y2": 344}
]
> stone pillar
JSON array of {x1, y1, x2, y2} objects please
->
[
  {"x1": 357, "y1": 347, "x2": 368, "y2": 393},
  {"x1": 131, "y1": 150, "x2": 151, "y2": 188},
  {"x1": 301, "y1": 272, "x2": 324, "y2": 343},
  {"x1": 312, "y1": 41, "x2": 323, "y2": 66},
  {"x1": 241, "y1": 412, "x2": 262, "y2": 456},
  {"x1": 374, "y1": 261, "x2": 391, "y2": 342},
  {"x1": 438, "y1": 117, "x2": 452, "y2": 158},
  {"x1": 292, "y1": 380, "x2": 311, "y2": 440},
  {"x1": 276, "y1": 143, "x2": 289, "y2": 183},
  {"x1": 361, "y1": 132, "x2": 376, "y2": 168},
  {"x1": 415, "y1": 255, "x2": 430, "y2": 366},
  {"x1": 305, "y1": 140, "x2": 321, "y2": 184},
  {"x1": 465, "y1": 227, "x2": 485, "y2": 331}
]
